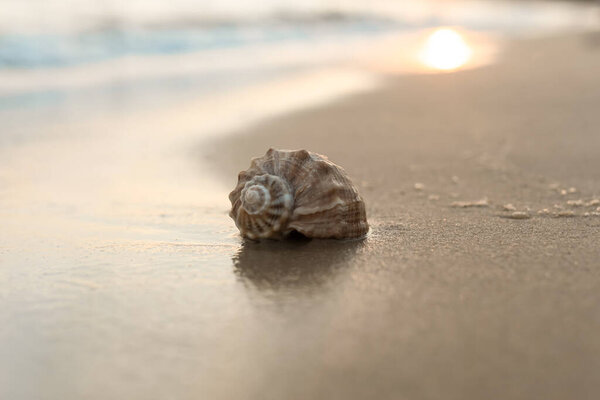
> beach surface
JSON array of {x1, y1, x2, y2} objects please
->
[
  {"x1": 206, "y1": 32, "x2": 600, "y2": 399},
  {"x1": 2, "y1": 31, "x2": 600, "y2": 400}
]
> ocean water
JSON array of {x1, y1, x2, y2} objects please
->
[
  {"x1": 0, "y1": 0, "x2": 597, "y2": 132},
  {"x1": 1, "y1": 0, "x2": 598, "y2": 94}
]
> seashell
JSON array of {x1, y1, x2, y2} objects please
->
[{"x1": 229, "y1": 148, "x2": 368, "y2": 240}]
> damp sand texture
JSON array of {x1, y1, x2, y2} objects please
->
[
  {"x1": 2, "y1": 33, "x2": 600, "y2": 400},
  {"x1": 205, "y1": 33, "x2": 600, "y2": 400}
]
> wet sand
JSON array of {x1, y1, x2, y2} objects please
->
[
  {"x1": 206, "y1": 33, "x2": 600, "y2": 399},
  {"x1": 2, "y1": 32, "x2": 600, "y2": 400}
]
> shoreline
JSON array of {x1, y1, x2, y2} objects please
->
[
  {"x1": 200, "y1": 31, "x2": 600, "y2": 398},
  {"x1": 3, "y1": 30, "x2": 600, "y2": 400},
  {"x1": 207, "y1": 32, "x2": 600, "y2": 201}
]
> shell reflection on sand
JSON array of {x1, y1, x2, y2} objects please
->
[
  {"x1": 233, "y1": 238, "x2": 364, "y2": 291},
  {"x1": 420, "y1": 28, "x2": 472, "y2": 70}
]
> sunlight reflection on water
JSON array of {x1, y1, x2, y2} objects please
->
[
  {"x1": 419, "y1": 28, "x2": 472, "y2": 70},
  {"x1": 363, "y1": 26, "x2": 499, "y2": 75}
]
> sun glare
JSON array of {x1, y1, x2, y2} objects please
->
[{"x1": 420, "y1": 28, "x2": 472, "y2": 70}]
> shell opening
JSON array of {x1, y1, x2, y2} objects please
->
[{"x1": 242, "y1": 184, "x2": 271, "y2": 215}]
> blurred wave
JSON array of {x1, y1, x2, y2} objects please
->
[
  {"x1": 0, "y1": 15, "x2": 398, "y2": 68},
  {"x1": 0, "y1": 0, "x2": 598, "y2": 69},
  {"x1": 0, "y1": 0, "x2": 597, "y2": 118}
]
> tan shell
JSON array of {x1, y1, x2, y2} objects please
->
[{"x1": 229, "y1": 148, "x2": 369, "y2": 239}]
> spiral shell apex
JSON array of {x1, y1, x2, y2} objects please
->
[{"x1": 229, "y1": 148, "x2": 369, "y2": 239}]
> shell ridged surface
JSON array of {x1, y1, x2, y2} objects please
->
[{"x1": 229, "y1": 148, "x2": 369, "y2": 239}]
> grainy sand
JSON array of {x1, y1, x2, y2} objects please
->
[
  {"x1": 2, "y1": 32, "x2": 600, "y2": 400},
  {"x1": 205, "y1": 33, "x2": 600, "y2": 399}
]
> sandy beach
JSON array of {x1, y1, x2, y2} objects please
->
[
  {"x1": 205, "y1": 32, "x2": 600, "y2": 399},
  {"x1": 2, "y1": 17, "x2": 600, "y2": 400}
]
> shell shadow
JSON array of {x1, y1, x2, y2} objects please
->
[{"x1": 232, "y1": 237, "x2": 365, "y2": 291}]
